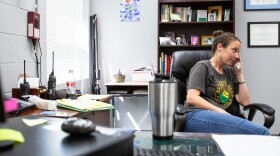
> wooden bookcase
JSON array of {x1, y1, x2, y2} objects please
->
[{"x1": 158, "y1": 0, "x2": 235, "y2": 75}]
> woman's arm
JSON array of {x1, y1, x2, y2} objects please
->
[{"x1": 187, "y1": 89, "x2": 230, "y2": 114}]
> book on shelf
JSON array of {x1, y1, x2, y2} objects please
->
[
  {"x1": 191, "y1": 10, "x2": 197, "y2": 22},
  {"x1": 161, "y1": 4, "x2": 170, "y2": 22},
  {"x1": 197, "y1": 10, "x2": 207, "y2": 22},
  {"x1": 224, "y1": 9, "x2": 230, "y2": 21},
  {"x1": 175, "y1": 33, "x2": 187, "y2": 45},
  {"x1": 191, "y1": 35, "x2": 200, "y2": 45},
  {"x1": 159, "y1": 52, "x2": 172, "y2": 76}
]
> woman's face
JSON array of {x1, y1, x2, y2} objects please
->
[{"x1": 218, "y1": 40, "x2": 241, "y2": 66}]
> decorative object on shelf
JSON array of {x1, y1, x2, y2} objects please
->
[
  {"x1": 208, "y1": 13, "x2": 216, "y2": 21},
  {"x1": 244, "y1": 0, "x2": 280, "y2": 11},
  {"x1": 113, "y1": 69, "x2": 126, "y2": 83},
  {"x1": 170, "y1": 14, "x2": 181, "y2": 22},
  {"x1": 191, "y1": 35, "x2": 200, "y2": 45},
  {"x1": 247, "y1": 22, "x2": 280, "y2": 47},
  {"x1": 175, "y1": 33, "x2": 187, "y2": 45},
  {"x1": 165, "y1": 32, "x2": 176, "y2": 44},
  {"x1": 208, "y1": 5, "x2": 222, "y2": 21},
  {"x1": 223, "y1": 9, "x2": 230, "y2": 21},
  {"x1": 197, "y1": 10, "x2": 207, "y2": 21},
  {"x1": 159, "y1": 37, "x2": 172, "y2": 45},
  {"x1": 201, "y1": 36, "x2": 214, "y2": 45}
]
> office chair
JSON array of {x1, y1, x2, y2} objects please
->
[{"x1": 172, "y1": 50, "x2": 275, "y2": 132}]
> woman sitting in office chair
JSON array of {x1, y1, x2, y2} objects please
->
[{"x1": 185, "y1": 30, "x2": 270, "y2": 135}]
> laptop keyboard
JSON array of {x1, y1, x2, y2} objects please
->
[{"x1": 134, "y1": 148, "x2": 194, "y2": 156}]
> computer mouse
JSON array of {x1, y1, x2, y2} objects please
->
[{"x1": 61, "y1": 117, "x2": 96, "y2": 136}]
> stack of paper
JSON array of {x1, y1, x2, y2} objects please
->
[{"x1": 56, "y1": 99, "x2": 114, "y2": 112}]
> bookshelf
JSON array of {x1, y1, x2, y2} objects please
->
[{"x1": 158, "y1": 0, "x2": 235, "y2": 75}]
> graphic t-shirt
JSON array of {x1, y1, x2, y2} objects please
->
[{"x1": 187, "y1": 60, "x2": 238, "y2": 110}]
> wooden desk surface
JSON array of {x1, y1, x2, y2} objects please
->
[
  {"x1": 9, "y1": 95, "x2": 113, "y2": 127},
  {"x1": 17, "y1": 95, "x2": 112, "y2": 117}
]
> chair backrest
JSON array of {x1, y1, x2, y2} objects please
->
[{"x1": 171, "y1": 50, "x2": 242, "y2": 117}]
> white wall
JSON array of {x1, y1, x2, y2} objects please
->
[
  {"x1": 0, "y1": 0, "x2": 91, "y2": 96},
  {"x1": 93, "y1": 0, "x2": 280, "y2": 134},
  {"x1": 0, "y1": 0, "x2": 47, "y2": 94},
  {"x1": 91, "y1": 0, "x2": 158, "y2": 93},
  {"x1": 235, "y1": 0, "x2": 280, "y2": 134}
]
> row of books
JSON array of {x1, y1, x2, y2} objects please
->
[
  {"x1": 162, "y1": 32, "x2": 214, "y2": 46},
  {"x1": 161, "y1": 5, "x2": 230, "y2": 22},
  {"x1": 159, "y1": 52, "x2": 172, "y2": 76}
]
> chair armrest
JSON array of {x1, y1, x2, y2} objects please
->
[
  {"x1": 243, "y1": 103, "x2": 275, "y2": 116},
  {"x1": 174, "y1": 103, "x2": 187, "y2": 132},
  {"x1": 243, "y1": 103, "x2": 275, "y2": 129},
  {"x1": 175, "y1": 103, "x2": 187, "y2": 115}
]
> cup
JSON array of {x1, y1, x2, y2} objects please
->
[{"x1": 149, "y1": 78, "x2": 177, "y2": 140}]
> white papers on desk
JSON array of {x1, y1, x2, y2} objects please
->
[{"x1": 212, "y1": 134, "x2": 280, "y2": 156}]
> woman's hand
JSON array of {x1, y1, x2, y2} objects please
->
[{"x1": 233, "y1": 59, "x2": 243, "y2": 74}]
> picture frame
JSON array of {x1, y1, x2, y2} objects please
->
[
  {"x1": 175, "y1": 33, "x2": 187, "y2": 45},
  {"x1": 223, "y1": 9, "x2": 230, "y2": 21},
  {"x1": 191, "y1": 35, "x2": 200, "y2": 45},
  {"x1": 244, "y1": 0, "x2": 280, "y2": 11},
  {"x1": 208, "y1": 5, "x2": 222, "y2": 21},
  {"x1": 208, "y1": 13, "x2": 216, "y2": 21},
  {"x1": 201, "y1": 36, "x2": 214, "y2": 45},
  {"x1": 247, "y1": 22, "x2": 280, "y2": 47}
]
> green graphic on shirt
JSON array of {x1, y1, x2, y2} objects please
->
[
  {"x1": 214, "y1": 81, "x2": 233, "y2": 105},
  {"x1": 220, "y1": 90, "x2": 230, "y2": 103}
]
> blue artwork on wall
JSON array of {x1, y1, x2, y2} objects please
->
[{"x1": 120, "y1": 0, "x2": 140, "y2": 22}]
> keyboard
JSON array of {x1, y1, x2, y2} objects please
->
[{"x1": 134, "y1": 148, "x2": 193, "y2": 156}]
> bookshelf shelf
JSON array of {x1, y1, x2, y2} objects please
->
[
  {"x1": 157, "y1": 0, "x2": 235, "y2": 75},
  {"x1": 159, "y1": 21, "x2": 233, "y2": 25}
]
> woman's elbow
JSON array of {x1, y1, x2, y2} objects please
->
[{"x1": 186, "y1": 96, "x2": 196, "y2": 106}]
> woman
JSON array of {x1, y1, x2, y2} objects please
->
[{"x1": 185, "y1": 30, "x2": 270, "y2": 135}]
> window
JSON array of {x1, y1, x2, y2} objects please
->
[{"x1": 46, "y1": 0, "x2": 89, "y2": 84}]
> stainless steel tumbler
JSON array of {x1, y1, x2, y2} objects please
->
[{"x1": 149, "y1": 78, "x2": 177, "y2": 140}]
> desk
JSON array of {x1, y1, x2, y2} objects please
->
[
  {"x1": 0, "y1": 116, "x2": 134, "y2": 156},
  {"x1": 105, "y1": 82, "x2": 148, "y2": 128},
  {"x1": 134, "y1": 131, "x2": 280, "y2": 156},
  {"x1": 105, "y1": 81, "x2": 148, "y2": 95},
  {"x1": 8, "y1": 95, "x2": 112, "y2": 127},
  {"x1": 134, "y1": 131, "x2": 224, "y2": 155}
]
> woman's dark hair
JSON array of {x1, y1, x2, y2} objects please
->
[{"x1": 211, "y1": 30, "x2": 241, "y2": 55}]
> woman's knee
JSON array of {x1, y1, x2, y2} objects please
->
[{"x1": 257, "y1": 126, "x2": 270, "y2": 135}]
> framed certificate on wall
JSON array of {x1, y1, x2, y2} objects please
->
[
  {"x1": 247, "y1": 22, "x2": 280, "y2": 47},
  {"x1": 244, "y1": 0, "x2": 280, "y2": 11}
]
